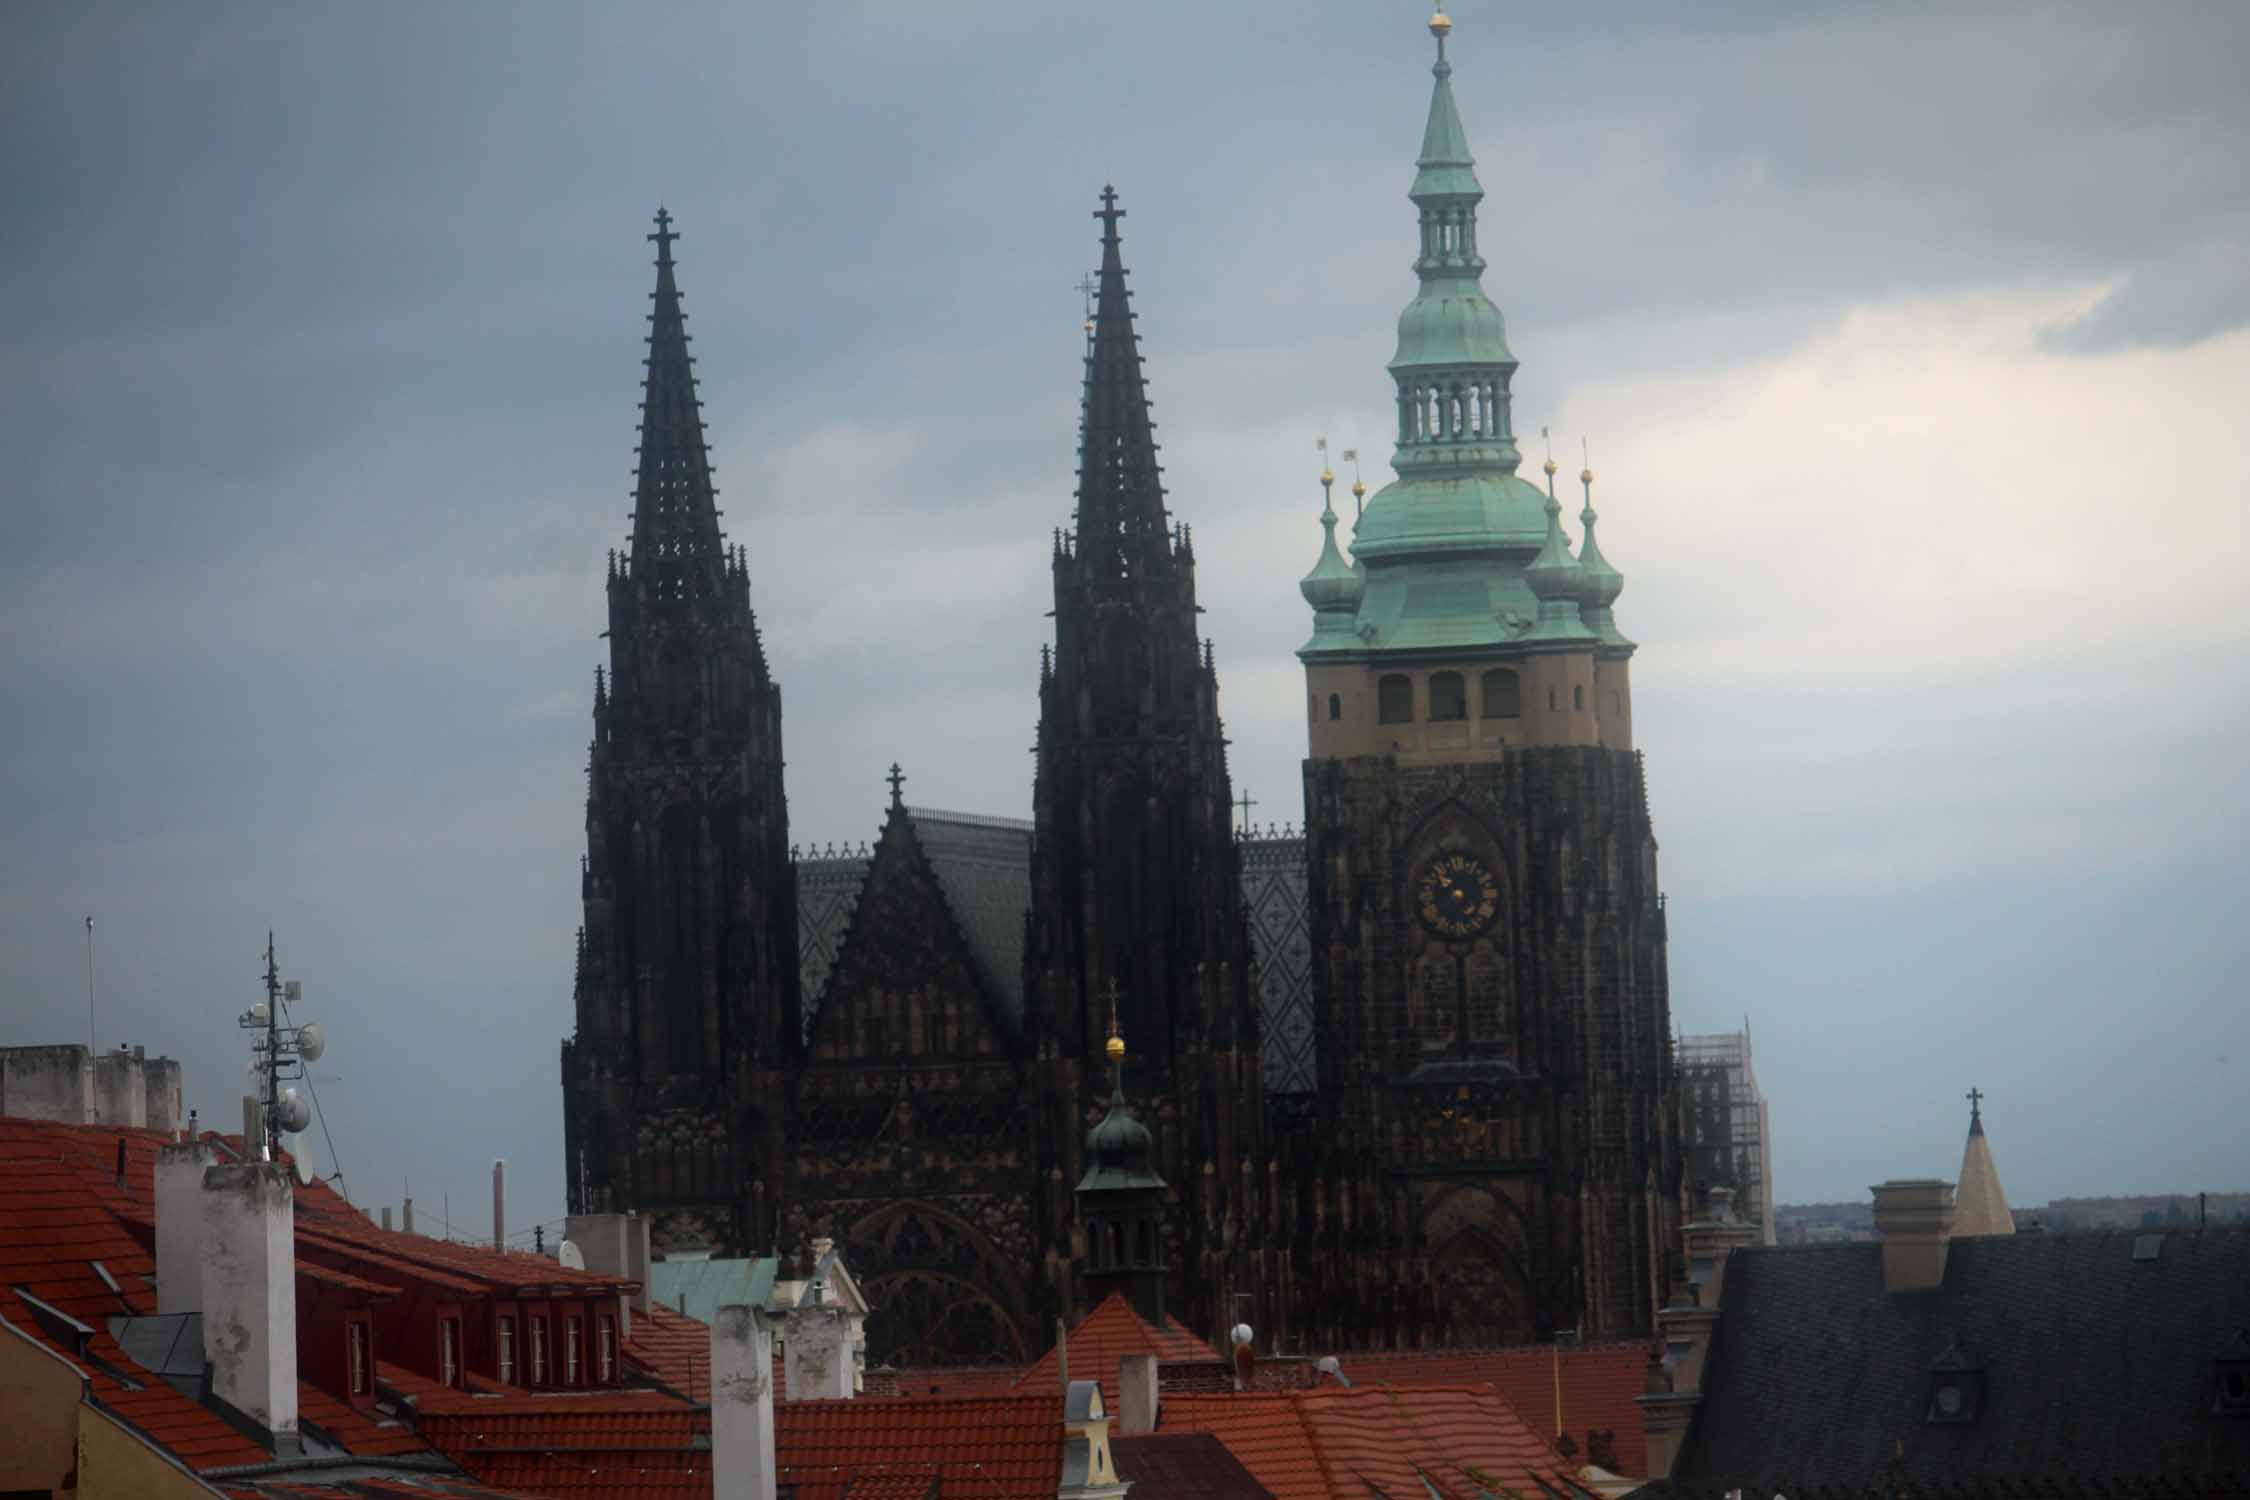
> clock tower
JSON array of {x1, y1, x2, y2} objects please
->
[{"x1": 1284, "y1": 11, "x2": 1681, "y2": 1347}]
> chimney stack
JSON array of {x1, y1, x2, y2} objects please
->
[
  {"x1": 1871, "y1": 1178, "x2": 1957, "y2": 1293},
  {"x1": 492, "y1": 1159, "x2": 506, "y2": 1250},
  {"x1": 711, "y1": 1304, "x2": 778, "y2": 1500},
  {"x1": 154, "y1": 1139, "x2": 220, "y2": 1314},
  {"x1": 200, "y1": 1162, "x2": 299, "y2": 1451},
  {"x1": 402, "y1": 1195, "x2": 415, "y2": 1235},
  {"x1": 1118, "y1": 1353, "x2": 1158, "y2": 1435}
]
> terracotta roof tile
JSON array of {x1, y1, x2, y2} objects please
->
[
  {"x1": 1014, "y1": 1292, "x2": 1215, "y2": 1407},
  {"x1": 1162, "y1": 1385, "x2": 1583, "y2": 1500},
  {"x1": 781, "y1": 1393, "x2": 1064, "y2": 1500},
  {"x1": 623, "y1": 1300, "x2": 715, "y2": 1402},
  {"x1": 1300, "y1": 1340, "x2": 1652, "y2": 1477}
]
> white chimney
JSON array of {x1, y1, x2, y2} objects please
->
[
  {"x1": 711, "y1": 1304, "x2": 777, "y2": 1500},
  {"x1": 154, "y1": 1139, "x2": 220, "y2": 1314},
  {"x1": 1118, "y1": 1352, "x2": 1159, "y2": 1435},
  {"x1": 200, "y1": 1162, "x2": 298, "y2": 1448},
  {"x1": 567, "y1": 1211, "x2": 653, "y2": 1337}
]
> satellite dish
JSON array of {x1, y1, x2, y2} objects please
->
[
  {"x1": 277, "y1": 1088, "x2": 313, "y2": 1134},
  {"x1": 558, "y1": 1240, "x2": 586, "y2": 1270},
  {"x1": 290, "y1": 1129, "x2": 316, "y2": 1184},
  {"x1": 296, "y1": 1023, "x2": 326, "y2": 1063},
  {"x1": 1231, "y1": 1323, "x2": 1254, "y2": 1347}
]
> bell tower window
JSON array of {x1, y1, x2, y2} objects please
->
[
  {"x1": 1379, "y1": 675, "x2": 1414, "y2": 724},
  {"x1": 1480, "y1": 669, "x2": 1520, "y2": 719}
]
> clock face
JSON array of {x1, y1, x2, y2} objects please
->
[{"x1": 1417, "y1": 853, "x2": 1499, "y2": 939}]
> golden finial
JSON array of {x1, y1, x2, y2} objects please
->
[
  {"x1": 1103, "y1": 979, "x2": 1126, "y2": 1062},
  {"x1": 1429, "y1": 7, "x2": 1453, "y2": 39},
  {"x1": 1352, "y1": 478, "x2": 1367, "y2": 499},
  {"x1": 1581, "y1": 435, "x2": 1593, "y2": 488}
]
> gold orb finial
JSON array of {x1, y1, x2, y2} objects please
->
[
  {"x1": 1352, "y1": 479, "x2": 1367, "y2": 498},
  {"x1": 1581, "y1": 467, "x2": 1594, "y2": 486},
  {"x1": 1544, "y1": 457, "x2": 1559, "y2": 477},
  {"x1": 1105, "y1": 1033, "x2": 1127, "y2": 1063},
  {"x1": 1321, "y1": 468, "x2": 1335, "y2": 487},
  {"x1": 1429, "y1": 7, "x2": 1452, "y2": 39}
]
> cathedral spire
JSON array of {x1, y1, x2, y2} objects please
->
[
  {"x1": 1073, "y1": 186, "x2": 1170, "y2": 578},
  {"x1": 630, "y1": 207, "x2": 727, "y2": 604}
]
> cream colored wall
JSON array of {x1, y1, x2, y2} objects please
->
[
  {"x1": 78, "y1": 1405, "x2": 224, "y2": 1499},
  {"x1": 1306, "y1": 650, "x2": 1626, "y2": 764},
  {"x1": 0, "y1": 1317, "x2": 82, "y2": 1494}
]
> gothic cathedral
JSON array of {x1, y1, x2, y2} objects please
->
[{"x1": 560, "y1": 17, "x2": 1682, "y2": 1366}]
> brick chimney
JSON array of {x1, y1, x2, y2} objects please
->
[
  {"x1": 1871, "y1": 1178, "x2": 1957, "y2": 1293},
  {"x1": 711, "y1": 1303, "x2": 777, "y2": 1500},
  {"x1": 200, "y1": 1162, "x2": 299, "y2": 1451},
  {"x1": 154, "y1": 1139, "x2": 220, "y2": 1314}
]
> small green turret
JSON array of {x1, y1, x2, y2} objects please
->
[{"x1": 1299, "y1": 468, "x2": 1365, "y2": 652}]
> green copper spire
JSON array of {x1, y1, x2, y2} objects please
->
[
  {"x1": 1413, "y1": 12, "x2": 1481, "y2": 202},
  {"x1": 1299, "y1": 468, "x2": 1365, "y2": 651},
  {"x1": 1573, "y1": 456, "x2": 1633, "y2": 653},
  {"x1": 1305, "y1": 12, "x2": 1560, "y2": 662},
  {"x1": 1523, "y1": 458, "x2": 1594, "y2": 643}
]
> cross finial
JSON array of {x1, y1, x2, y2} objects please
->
[
  {"x1": 1966, "y1": 1086, "x2": 1984, "y2": 1125},
  {"x1": 649, "y1": 206, "x2": 677, "y2": 262},
  {"x1": 885, "y1": 762, "x2": 906, "y2": 807},
  {"x1": 1235, "y1": 787, "x2": 1258, "y2": 831},
  {"x1": 1095, "y1": 184, "x2": 1125, "y2": 241}
]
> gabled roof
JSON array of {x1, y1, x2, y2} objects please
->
[
  {"x1": 1274, "y1": 1340, "x2": 1652, "y2": 1477},
  {"x1": 1013, "y1": 1291, "x2": 1217, "y2": 1407},
  {"x1": 1161, "y1": 1384, "x2": 1587, "y2": 1500},
  {"x1": 1675, "y1": 1228, "x2": 2250, "y2": 1490}
]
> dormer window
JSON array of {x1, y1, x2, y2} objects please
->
[
  {"x1": 2215, "y1": 1329, "x2": 2250, "y2": 1417},
  {"x1": 347, "y1": 1321, "x2": 370, "y2": 1396},
  {"x1": 497, "y1": 1316, "x2": 516, "y2": 1385},
  {"x1": 1924, "y1": 1338, "x2": 1985, "y2": 1424},
  {"x1": 565, "y1": 1315, "x2": 584, "y2": 1387},
  {"x1": 529, "y1": 1316, "x2": 549, "y2": 1386},
  {"x1": 597, "y1": 1312, "x2": 617, "y2": 1384},
  {"x1": 440, "y1": 1316, "x2": 461, "y2": 1389}
]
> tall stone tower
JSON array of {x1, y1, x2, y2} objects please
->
[
  {"x1": 1026, "y1": 189, "x2": 1263, "y2": 1339},
  {"x1": 561, "y1": 210, "x2": 796, "y2": 1253},
  {"x1": 1288, "y1": 14, "x2": 1681, "y2": 1345}
]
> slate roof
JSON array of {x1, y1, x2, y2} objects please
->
[
  {"x1": 1114, "y1": 1430, "x2": 1276, "y2": 1500},
  {"x1": 798, "y1": 818, "x2": 1318, "y2": 1096},
  {"x1": 1012, "y1": 1290, "x2": 1219, "y2": 1408},
  {"x1": 1675, "y1": 1227, "x2": 2250, "y2": 1491},
  {"x1": 1160, "y1": 1384, "x2": 1590, "y2": 1500}
]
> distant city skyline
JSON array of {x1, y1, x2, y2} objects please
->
[{"x1": 2, "y1": 1, "x2": 2246, "y2": 1242}]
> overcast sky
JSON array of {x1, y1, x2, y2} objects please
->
[{"x1": 4, "y1": 2, "x2": 2246, "y2": 1247}]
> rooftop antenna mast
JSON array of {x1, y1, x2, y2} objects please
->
[
  {"x1": 239, "y1": 932, "x2": 328, "y2": 1164},
  {"x1": 84, "y1": 915, "x2": 95, "y2": 1056}
]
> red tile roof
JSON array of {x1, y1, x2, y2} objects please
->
[
  {"x1": 1013, "y1": 1292, "x2": 1215, "y2": 1407},
  {"x1": 1161, "y1": 1385, "x2": 1585, "y2": 1500},
  {"x1": 0, "y1": 1116, "x2": 595, "y2": 1496},
  {"x1": 1296, "y1": 1341, "x2": 1653, "y2": 1478},
  {"x1": 623, "y1": 1300, "x2": 716, "y2": 1402},
  {"x1": 780, "y1": 1394, "x2": 1064, "y2": 1500}
]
